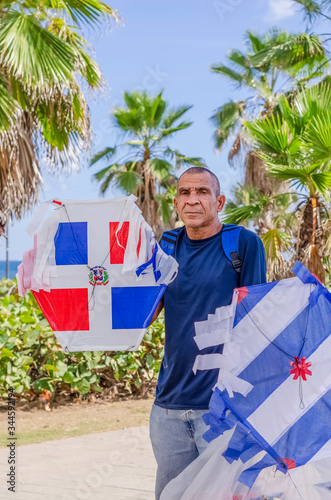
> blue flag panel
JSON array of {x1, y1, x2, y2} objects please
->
[
  {"x1": 54, "y1": 222, "x2": 88, "y2": 265},
  {"x1": 112, "y1": 285, "x2": 166, "y2": 329}
]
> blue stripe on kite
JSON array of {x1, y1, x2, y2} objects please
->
[
  {"x1": 239, "y1": 386, "x2": 331, "y2": 487},
  {"x1": 54, "y1": 222, "x2": 88, "y2": 265},
  {"x1": 112, "y1": 285, "x2": 166, "y2": 329},
  {"x1": 233, "y1": 281, "x2": 278, "y2": 327},
  {"x1": 223, "y1": 294, "x2": 331, "y2": 421},
  {"x1": 273, "y1": 386, "x2": 331, "y2": 465}
]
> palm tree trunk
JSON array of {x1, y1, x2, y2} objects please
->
[
  {"x1": 136, "y1": 147, "x2": 160, "y2": 234},
  {"x1": 298, "y1": 197, "x2": 325, "y2": 283},
  {"x1": 244, "y1": 151, "x2": 273, "y2": 195}
]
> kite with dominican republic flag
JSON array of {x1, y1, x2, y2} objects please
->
[
  {"x1": 16, "y1": 195, "x2": 178, "y2": 352},
  {"x1": 187, "y1": 261, "x2": 331, "y2": 498}
]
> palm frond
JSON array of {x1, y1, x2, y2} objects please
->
[
  {"x1": 116, "y1": 170, "x2": 142, "y2": 194},
  {"x1": 292, "y1": 0, "x2": 321, "y2": 20},
  {"x1": 246, "y1": 31, "x2": 266, "y2": 54},
  {"x1": 162, "y1": 105, "x2": 192, "y2": 128},
  {"x1": 93, "y1": 163, "x2": 119, "y2": 181},
  {"x1": 211, "y1": 101, "x2": 245, "y2": 150},
  {"x1": 90, "y1": 147, "x2": 116, "y2": 166},
  {"x1": 44, "y1": 0, "x2": 120, "y2": 27},
  {"x1": 210, "y1": 64, "x2": 244, "y2": 83},
  {"x1": 244, "y1": 115, "x2": 301, "y2": 156},
  {"x1": 0, "y1": 76, "x2": 19, "y2": 129},
  {"x1": 261, "y1": 228, "x2": 292, "y2": 260},
  {"x1": 0, "y1": 11, "x2": 77, "y2": 85},
  {"x1": 249, "y1": 33, "x2": 326, "y2": 75},
  {"x1": 99, "y1": 170, "x2": 116, "y2": 194},
  {"x1": 149, "y1": 158, "x2": 173, "y2": 181},
  {"x1": 269, "y1": 165, "x2": 319, "y2": 193},
  {"x1": 304, "y1": 112, "x2": 331, "y2": 165},
  {"x1": 227, "y1": 50, "x2": 249, "y2": 69},
  {"x1": 311, "y1": 172, "x2": 331, "y2": 195},
  {"x1": 222, "y1": 202, "x2": 265, "y2": 225},
  {"x1": 155, "y1": 193, "x2": 172, "y2": 224},
  {"x1": 0, "y1": 113, "x2": 41, "y2": 224},
  {"x1": 164, "y1": 148, "x2": 205, "y2": 169},
  {"x1": 159, "y1": 121, "x2": 192, "y2": 138}
]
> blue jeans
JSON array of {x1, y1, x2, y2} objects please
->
[{"x1": 149, "y1": 403, "x2": 210, "y2": 500}]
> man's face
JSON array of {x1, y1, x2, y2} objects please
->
[{"x1": 174, "y1": 172, "x2": 226, "y2": 230}]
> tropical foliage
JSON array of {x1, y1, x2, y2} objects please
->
[
  {"x1": 0, "y1": 279, "x2": 165, "y2": 400},
  {"x1": 213, "y1": 26, "x2": 331, "y2": 280},
  {"x1": 235, "y1": 82, "x2": 331, "y2": 282},
  {"x1": 211, "y1": 28, "x2": 328, "y2": 184},
  {"x1": 90, "y1": 90, "x2": 205, "y2": 235},
  {"x1": 0, "y1": 0, "x2": 119, "y2": 224},
  {"x1": 292, "y1": 0, "x2": 331, "y2": 20}
]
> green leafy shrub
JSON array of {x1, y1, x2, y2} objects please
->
[{"x1": 0, "y1": 279, "x2": 164, "y2": 400}]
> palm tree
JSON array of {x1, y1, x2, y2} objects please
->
[
  {"x1": 90, "y1": 90, "x2": 205, "y2": 235},
  {"x1": 0, "y1": 0, "x2": 120, "y2": 224},
  {"x1": 211, "y1": 29, "x2": 328, "y2": 194},
  {"x1": 243, "y1": 82, "x2": 331, "y2": 282}
]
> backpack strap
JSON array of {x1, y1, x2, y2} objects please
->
[
  {"x1": 160, "y1": 225, "x2": 243, "y2": 274},
  {"x1": 221, "y1": 224, "x2": 243, "y2": 274},
  {"x1": 159, "y1": 229, "x2": 180, "y2": 256}
]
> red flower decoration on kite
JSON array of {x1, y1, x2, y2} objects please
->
[{"x1": 290, "y1": 356, "x2": 312, "y2": 381}]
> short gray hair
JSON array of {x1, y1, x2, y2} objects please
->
[{"x1": 177, "y1": 167, "x2": 220, "y2": 196}]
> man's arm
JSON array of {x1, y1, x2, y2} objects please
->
[
  {"x1": 240, "y1": 234, "x2": 267, "y2": 287},
  {"x1": 149, "y1": 297, "x2": 164, "y2": 325}
]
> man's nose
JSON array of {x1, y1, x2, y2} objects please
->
[{"x1": 186, "y1": 191, "x2": 200, "y2": 204}]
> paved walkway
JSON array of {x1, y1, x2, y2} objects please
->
[{"x1": 0, "y1": 426, "x2": 156, "y2": 500}]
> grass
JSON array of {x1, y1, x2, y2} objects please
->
[{"x1": 0, "y1": 397, "x2": 153, "y2": 448}]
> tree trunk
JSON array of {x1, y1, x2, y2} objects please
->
[
  {"x1": 135, "y1": 148, "x2": 160, "y2": 236},
  {"x1": 244, "y1": 150, "x2": 274, "y2": 196},
  {"x1": 297, "y1": 198, "x2": 325, "y2": 283}
]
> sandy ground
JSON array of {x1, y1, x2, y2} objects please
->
[{"x1": 0, "y1": 397, "x2": 154, "y2": 447}]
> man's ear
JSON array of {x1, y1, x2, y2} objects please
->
[
  {"x1": 217, "y1": 195, "x2": 226, "y2": 213},
  {"x1": 174, "y1": 197, "x2": 178, "y2": 211}
]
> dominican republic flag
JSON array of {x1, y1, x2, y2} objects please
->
[
  {"x1": 17, "y1": 196, "x2": 177, "y2": 352},
  {"x1": 193, "y1": 262, "x2": 331, "y2": 488}
]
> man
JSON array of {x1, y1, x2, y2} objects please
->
[{"x1": 150, "y1": 167, "x2": 266, "y2": 499}]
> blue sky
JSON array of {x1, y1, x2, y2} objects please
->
[{"x1": 0, "y1": 0, "x2": 323, "y2": 260}]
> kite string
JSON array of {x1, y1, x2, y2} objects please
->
[
  {"x1": 287, "y1": 470, "x2": 304, "y2": 500},
  {"x1": 240, "y1": 302, "x2": 295, "y2": 361},
  {"x1": 62, "y1": 204, "x2": 98, "y2": 310},
  {"x1": 62, "y1": 204, "x2": 92, "y2": 272},
  {"x1": 62, "y1": 203, "x2": 114, "y2": 311},
  {"x1": 240, "y1": 302, "x2": 310, "y2": 363},
  {"x1": 240, "y1": 301, "x2": 311, "y2": 408}
]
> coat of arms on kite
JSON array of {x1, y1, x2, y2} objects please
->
[
  {"x1": 177, "y1": 261, "x2": 331, "y2": 500},
  {"x1": 16, "y1": 195, "x2": 178, "y2": 353}
]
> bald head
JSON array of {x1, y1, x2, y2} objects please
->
[{"x1": 177, "y1": 167, "x2": 220, "y2": 196}]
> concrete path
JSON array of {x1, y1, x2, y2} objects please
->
[{"x1": 0, "y1": 426, "x2": 156, "y2": 500}]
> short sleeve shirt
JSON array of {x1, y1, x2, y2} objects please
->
[{"x1": 155, "y1": 224, "x2": 267, "y2": 410}]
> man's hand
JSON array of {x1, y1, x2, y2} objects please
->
[{"x1": 149, "y1": 298, "x2": 164, "y2": 325}]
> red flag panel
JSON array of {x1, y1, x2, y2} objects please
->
[
  {"x1": 109, "y1": 222, "x2": 129, "y2": 264},
  {"x1": 33, "y1": 288, "x2": 89, "y2": 331}
]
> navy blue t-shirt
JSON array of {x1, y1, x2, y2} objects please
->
[{"x1": 155, "y1": 224, "x2": 267, "y2": 410}]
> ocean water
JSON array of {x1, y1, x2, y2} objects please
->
[{"x1": 0, "y1": 261, "x2": 21, "y2": 280}]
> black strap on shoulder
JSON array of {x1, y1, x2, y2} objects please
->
[
  {"x1": 221, "y1": 224, "x2": 243, "y2": 274},
  {"x1": 159, "y1": 229, "x2": 181, "y2": 256}
]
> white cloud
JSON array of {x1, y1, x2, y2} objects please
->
[{"x1": 268, "y1": 0, "x2": 296, "y2": 20}]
